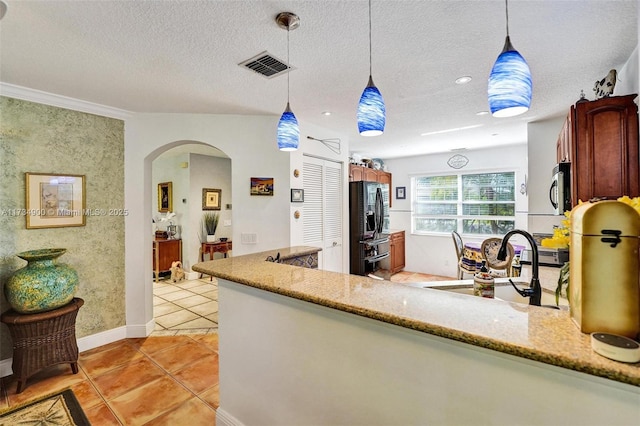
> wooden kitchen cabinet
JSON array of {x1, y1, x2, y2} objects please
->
[
  {"x1": 153, "y1": 239, "x2": 182, "y2": 282},
  {"x1": 349, "y1": 164, "x2": 391, "y2": 184},
  {"x1": 558, "y1": 94, "x2": 639, "y2": 206},
  {"x1": 349, "y1": 164, "x2": 393, "y2": 206},
  {"x1": 349, "y1": 164, "x2": 365, "y2": 182},
  {"x1": 389, "y1": 230, "x2": 405, "y2": 274},
  {"x1": 363, "y1": 167, "x2": 378, "y2": 182}
]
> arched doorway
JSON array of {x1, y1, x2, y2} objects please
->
[{"x1": 150, "y1": 141, "x2": 231, "y2": 334}]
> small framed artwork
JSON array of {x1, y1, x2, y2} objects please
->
[
  {"x1": 202, "y1": 188, "x2": 222, "y2": 210},
  {"x1": 25, "y1": 172, "x2": 86, "y2": 229},
  {"x1": 396, "y1": 186, "x2": 406, "y2": 200},
  {"x1": 250, "y1": 177, "x2": 274, "y2": 196},
  {"x1": 158, "y1": 182, "x2": 172, "y2": 213},
  {"x1": 291, "y1": 188, "x2": 304, "y2": 202}
]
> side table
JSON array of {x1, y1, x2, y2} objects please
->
[
  {"x1": 1, "y1": 298, "x2": 84, "y2": 393},
  {"x1": 200, "y1": 241, "x2": 232, "y2": 280}
]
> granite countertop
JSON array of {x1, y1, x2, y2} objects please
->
[{"x1": 192, "y1": 247, "x2": 640, "y2": 387}]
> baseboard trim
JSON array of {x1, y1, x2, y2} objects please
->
[
  {"x1": 77, "y1": 326, "x2": 127, "y2": 353},
  {"x1": 185, "y1": 271, "x2": 200, "y2": 280},
  {"x1": 216, "y1": 407, "x2": 245, "y2": 426}
]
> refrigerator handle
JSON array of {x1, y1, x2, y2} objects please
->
[
  {"x1": 375, "y1": 188, "x2": 384, "y2": 234},
  {"x1": 549, "y1": 180, "x2": 558, "y2": 209}
]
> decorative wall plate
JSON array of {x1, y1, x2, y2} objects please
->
[{"x1": 447, "y1": 154, "x2": 469, "y2": 169}]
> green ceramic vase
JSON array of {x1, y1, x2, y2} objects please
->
[{"x1": 4, "y1": 248, "x2": 79, "y2": 314}]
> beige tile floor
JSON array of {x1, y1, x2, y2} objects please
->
[{"x1": 152, "y1": 276, "x2": 220, "y2": 335}]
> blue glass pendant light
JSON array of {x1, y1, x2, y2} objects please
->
[
  {"x1": 277, "y1": 102, "x2": 299, "y2": 151},
  {"x1": 357, "y1": 0, "x2": 385, "y2": 136},
  {"x1": 276, "y1": 12, "x2": 300, "y2": 151},
  {"x1": 488, "y1": 0, "x2": 532, "y2": 118}
]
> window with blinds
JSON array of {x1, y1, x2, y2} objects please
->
[{"x1": 412, "y1": 172, "x2": 515, "y2": 235}]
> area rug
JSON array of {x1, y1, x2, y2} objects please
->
[{"x1": 0, "y1": 388, "x2": 91, "y2": 425}]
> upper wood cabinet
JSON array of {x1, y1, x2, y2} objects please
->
[
  {"x1": 557, "y1": 94, "x2": 639, "y2": 205},
  {"x1": 349, "y1": 164, "x2": 393, "y2": 206}
]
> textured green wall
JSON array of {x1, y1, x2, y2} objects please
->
[{"x1": 0, "y1": 97, "x2": 125, "y2": 361}]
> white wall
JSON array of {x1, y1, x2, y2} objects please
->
[
  {"x1": 526, "y1": 116, "x2": 566, "y2": 234},
  {"x1": 188, "y1": 153, "x2": 233, "y2": 270},
  {"x1": 125, "y1": 114, "x2": 291, "y2": 334},
  {"x1": 616, "y1": 45, "x2": 639, "y2": 98},
  {"x1": 124, "y1": 113, "x2": 349, "y2": 334},
  {"x1": 289, "y1": 122, "x2": 350, "y2": 272},
  {"x1": 384, "y1": 144, "x2": 528, "y2": 277}
]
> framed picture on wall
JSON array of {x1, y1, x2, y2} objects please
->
[
  {"x1": 396, "y1": 186, "x2": 406, "y2": 200},
  {"x1": 250, "y1": 177, "x2": 274, "y2": 196},
  {"x1": 202, "y1": 188, "x2": 222, "y2": 210},
  {"x1": 291, "y1": 188, "x2": 304, "y2": 202},
  {"x1": 158, "y1": 182, "x2": 172, "y2": 212},
  {"x1": 25, "y1": 172, "x2": 86, "y2": 229}
]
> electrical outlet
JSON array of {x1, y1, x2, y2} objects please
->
[{"x1": 223, "y1": 220, "x2": 231, "y2": 226}]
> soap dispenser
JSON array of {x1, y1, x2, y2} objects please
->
[{"x1": 569, "y1": 200, "x2": 640, "y2": 338}]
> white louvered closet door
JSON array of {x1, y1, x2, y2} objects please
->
[{"x1": 303, "y1": 155, "x2": 343, "y2": 273}]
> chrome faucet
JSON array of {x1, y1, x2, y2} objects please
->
[{"x1": 497, "y1": 229, "x2": 541, "y2": 306}]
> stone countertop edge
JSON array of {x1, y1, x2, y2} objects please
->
[{"x1": 192, "y1": 247, "x2": 640, "y2": 388}]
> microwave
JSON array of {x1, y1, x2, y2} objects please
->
[{"x1": 550, "y1": 163, "x2": 571, "y2": 215}]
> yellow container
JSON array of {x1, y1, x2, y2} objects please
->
[{"x1": 570, "y1": 200, "x2": 640, "y2": 338}]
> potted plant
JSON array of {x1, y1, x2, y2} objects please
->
[{"x1": 202, "y1": 212, "x2": 219, "y2": 243}]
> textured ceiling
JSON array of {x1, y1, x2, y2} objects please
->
[{"x1": 0, "y1": 0, "x2": 637, "y2": 159}]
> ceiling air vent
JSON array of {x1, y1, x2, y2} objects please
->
[{"x1": 239, "y1": 51, "x2": 293, "y2": 79}]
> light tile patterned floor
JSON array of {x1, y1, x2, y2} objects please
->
[{"x1": 151, "y1": 277, "x2": 219, "y2": 336}]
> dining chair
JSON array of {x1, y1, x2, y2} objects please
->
[
  {"x1": 481, "y1": 238, "x2": 515, "y2": 277},
  {"x1": 451, "y1": 231, "x2": 468, "y2": 279}
]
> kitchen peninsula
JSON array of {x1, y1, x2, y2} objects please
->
[{"x1": 193, "y1": 247, "x2": 639, "y2": 426}]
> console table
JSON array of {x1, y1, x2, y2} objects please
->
[
  {"x1": 200, "y1": 240, "x2": 232, "y2": 261},
  {"x1": 1, "y1": 298, "x2": 84, "y2": 393},
  {"x1": 200, "y1": 241, "x2": 232, "y2": 280}
]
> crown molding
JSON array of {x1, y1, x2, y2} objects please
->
[{"x1": 0, "y1": 82, "x2": 132, "y2": 120}]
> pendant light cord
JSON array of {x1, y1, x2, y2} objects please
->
[
  {"x1": 504, "y1": 0, "x2": 510, "y2": 37},
  {"x1": 368, "y1": 0, "x2": 372, "y2": 76},
  {"x1": 287, "y1": 27, "x2": 290, "y2": 104}
]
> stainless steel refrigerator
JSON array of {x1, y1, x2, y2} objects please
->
[{"x1": 349, "y1": 181, "x2": 390, "y2": 276}]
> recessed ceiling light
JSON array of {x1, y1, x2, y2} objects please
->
[
  {"x1": 476, "y1": 111, "x2": 489, "y2": 116},
  {"x1": 455, "y1": 76, "x2": 472, "y2": 85},
  {"x1": 321, "y1": 111, "x2": 331, "y2": 116}
]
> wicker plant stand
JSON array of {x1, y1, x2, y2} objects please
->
[{"x1": 1, "y1": 298, "x2": 84, "y2": 393}]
